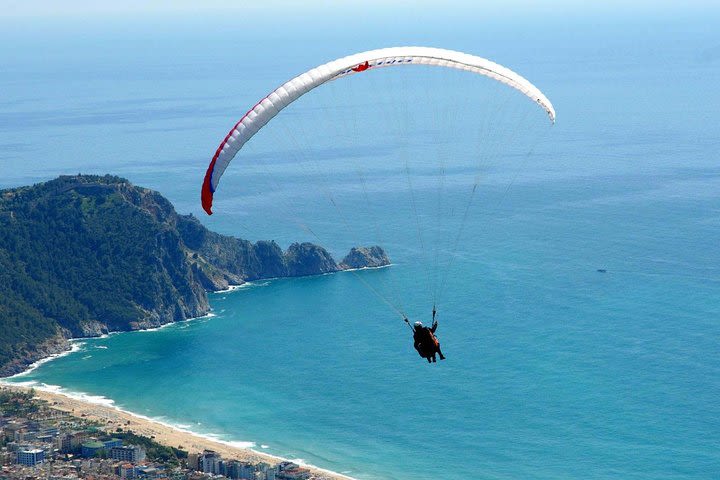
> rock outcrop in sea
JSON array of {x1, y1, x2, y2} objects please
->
[
  {"x1": 0, "y1": 175, "x2": 389, "y2": 376},
  {"x1": 339, "y1": 246, "x2": 391, "y2": 270}
]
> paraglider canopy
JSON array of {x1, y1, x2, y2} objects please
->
[{"x1": 201, "y1": 46, "x2": 555, "y2": 215}]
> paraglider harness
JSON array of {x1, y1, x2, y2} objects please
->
[{"x1": 405, "y1": 307, "x2": 441, "y2": 361}]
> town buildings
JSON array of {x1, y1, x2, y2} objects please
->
[{"x1": 1, "y1": 389, "x2": 328, "y2": 480}]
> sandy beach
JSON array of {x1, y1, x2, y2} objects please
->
[{"x1": 1, "y1": 384, "x2": 353, "y2": 480}]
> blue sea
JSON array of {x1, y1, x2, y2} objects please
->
[{"x1": 2, "y1": 7, "x2": 719, "y2": 479}]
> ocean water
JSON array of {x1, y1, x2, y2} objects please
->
[{"x1": 2, "y1": 9, "x2": 720, "y2": 480}]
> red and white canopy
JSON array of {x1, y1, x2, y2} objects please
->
[{"x1": 202, "y1": 46, "x2": 555, "y2": 215}]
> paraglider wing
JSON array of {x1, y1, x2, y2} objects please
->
[{"x1": 201, "y1": 46, "x2": 555, "y2": 215}]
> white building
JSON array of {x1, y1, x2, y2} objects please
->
[
  {"x1": 110, "y1": 445, "x2": 146, "y2": 463},
  {"x1": 199, "y1": 451, "x2": 222, "y2": 475},
  {"x1": 16, "y1": 448, "x2": 45, "y2": 466}
]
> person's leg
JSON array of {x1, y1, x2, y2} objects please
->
[
  {"x1": 438, "y1": 348, "x2": 446, "y2": 360},
  {"x1": 426, "y1": 356, "x2": 432, "y2": 363}
]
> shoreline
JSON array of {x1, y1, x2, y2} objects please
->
[
  {"x1": 0, "y1": 382, "x2": 355, "y2": 480},
  {"x1": 0, "y1": 279, "x2": 369, "y2": 480},
  {"x1": 212, "y1": 263, "x2": 394, "y2": 294},
  {"x1": 3, "y1": 313, "x2": 217, "y2": 381},
  {"x1": 7, "y1": 263, "x2": 392, "y2": 377}
]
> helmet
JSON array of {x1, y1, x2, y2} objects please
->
[{"x1": 414, "y1": 321, "x2": 423, "y2": 327}]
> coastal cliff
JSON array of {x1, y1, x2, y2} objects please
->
[{"x1": 0, "y1": 175, "x2": 389, "y2": 376}]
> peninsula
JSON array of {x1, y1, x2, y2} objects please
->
[{"x1": 0, "y1": 175, "x2": 389, "y2": 377}]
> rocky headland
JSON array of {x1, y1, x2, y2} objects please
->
[{"x1": 0, "y1": 175, "x2": 389, "y2": 376}]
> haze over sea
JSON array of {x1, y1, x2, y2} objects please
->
[{"x1": 2, "y1": 4, "x2": 719, "y2": 479}]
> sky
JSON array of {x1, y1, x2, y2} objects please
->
[
  {"x1": 1, "y1": 0, "x2": 718, "y2": 47},
  {"x1": 1, "y1": 0, "x2": 718, "y2": 20}
]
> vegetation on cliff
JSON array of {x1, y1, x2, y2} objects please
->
[{"x1": 0, "y1": 175, "x2": 388, "y2": 376}]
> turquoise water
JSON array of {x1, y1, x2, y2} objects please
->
[{"x1": 3, "y1": 10, "x2": 720, "y2": 480}]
